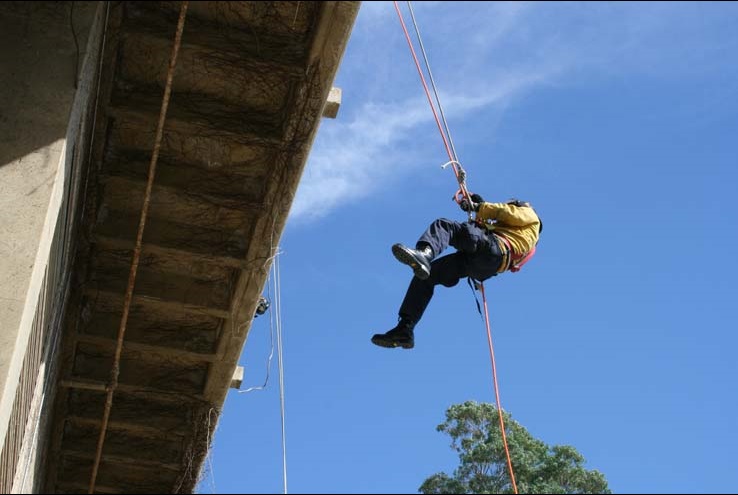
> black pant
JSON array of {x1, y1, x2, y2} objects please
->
[{"x1": 399, "y1": 218, "x2": 503, "y2": 323}]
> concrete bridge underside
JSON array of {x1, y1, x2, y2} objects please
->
[{"x1": 0, "y1": 2, "x2": 359, "y2": 493}]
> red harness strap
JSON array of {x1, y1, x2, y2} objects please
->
[{"x1": 496, "y1": 235, "x2": 536, "y2": 273}]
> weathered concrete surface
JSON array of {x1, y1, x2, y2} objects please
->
[
  {"x1": 0, "y1": 0, "x2": 96, "y2": 468},
  {"x1": 0, "y1": 2, "x2": 361, "y2": 492},
  {"x1": 34, "y1": 2, "x2": 361, "y2": 493}
]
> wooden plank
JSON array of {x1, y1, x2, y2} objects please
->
[
  {"x1": 61, "y1": 379, "x2": 107, "y2": 392},
  {"x1": 62, "y1": 449, "x2": 181, "y2": 472},
  {"x1": 117, "y1": 32, "x2": 296, "y2": 111},
  {"x1": 99, "y1": 175, "x2": 257, "y2": 231},
  {"x1": 92, "y1": 233, "x2": 251, "y2": 270},
  {"x1": 106, "y1": 103, "x2": 284, "y2": 148},
  {"x1": 122, "y1": 1, "x2": 309, "y2": 71},
  {"x1": 105, "y1": 109, "x2": 278, "y2": 170},
  {"x1": 88, "y1": 247, "x2": 235, "y2": 313},
  {"x1": 83, "y1": 287, "x2": 231, "y2": 320},
  {"x1": 61, "y1": 379, "x2": 205, "y2": 403},
  {"x1": 70, "y1": 342, "x2": 209, "y2": 396},
  {"x1": 110, "y1": 83, "x2": 284, "y2": 139},
  {"x1": 65, "y1": 388, "x2": 196, "y2": 435},
  {"x1": 62, "y1": 419, "x2": 183, "y2": 466},
  {"x1": 66, "y1": 416, "x2": 186, "y2": 442},
  {"x1": 94, "y1": 209, "x2": 250, "y2": 263},
  {"x1": 74, "y1": 334, "x2": 217, "y2": 364},
  {"x1": 55, "y1": 481, "x2": 124, "y2": 494},
  {"x1": 77, "y1": 295, "x2": 221, "y2": 355},
  {"x1": 56, "y1": 453, "x2": 177, "y2": 494},
  {"x1": 100, "y1": 154, "x2": 269, "y2": 210}
]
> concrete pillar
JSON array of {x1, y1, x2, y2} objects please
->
[{"x1": 0, "y1": 2, "x2": 99, "y2": 491}]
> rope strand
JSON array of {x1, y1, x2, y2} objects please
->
[
  {"x1": 393, "y1": 2, "x2": 466, "y2": 193},
  {"x1": 274, "y1": 252, "x2": 289, "y2": 494},
  {"x1": 393, "y1": 1, "x2": 474, "y2": 223},
  {"x1": 480, "y1": 285, "x2": 518, "y2": 493},
  {"x1": 406, "y1": 1, "x2": 460, "y2": 165},
  {"x1": 88, "y1": 3, "x2": 188, "y2": 492},
  {"x1": 394, "y1": 3, "x2": 518, "y2": 492}
]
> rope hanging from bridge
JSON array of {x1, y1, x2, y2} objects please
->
[
  {"x1": 233, "y1": 226, "x2": 289, "y2": 493},
  {"x1": 88, "y1": 2, "x2": 190, "y2": 493},
  {"x1": 393, "y1": 2, "x2": 519, "y2": 492},
  {"x1": 273, "y1": 251, "x2": 289, "y2": 495}
]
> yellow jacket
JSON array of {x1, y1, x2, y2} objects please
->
[{"x1": 476, "y1": 202, "x2": 541, "y2": 256}]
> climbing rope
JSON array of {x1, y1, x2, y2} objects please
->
[
  {"x1": 406, "y1": 2, "x2": 461, "y2": 166},
  {"x1": 392, "y1": 2, "x2": 473, "y2": 215},
  {"x1": 88, "y1": 2, "x2": 189, "y2": 494},
  {"x1": 479, "y1": 284, "x2": 518, "y2": 493},
  {"x1": 394, "y1": 2, "x2": 519, "y2": 492},
  {"x1": 273, "y1": 251, "x2": 289, "y2": 495}
]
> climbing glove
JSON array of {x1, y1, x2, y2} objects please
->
[{"x1": 460, "y1": 193, "x2": 485, "y2": 212}]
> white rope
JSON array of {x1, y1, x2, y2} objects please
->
[
  {"x1": 238, "y1": 251, "x2": 288, "y2": 492},
  {"x1": 237, "y1": 272, "x2": 276, "y2": 394},
  {"x1": 407, "y1": 1, "x2": 460, "y2": 164},
  {"x1": 232, "y1": 247, "x2": 288, "y2": 494},
  {"x1": 204, "y1": 408, "x2": 218, "y2": 494},
  {"x1": 404, "y1": 1, "x2": 476, "y2": 215},
  {"x1": 274, "y1": 251, "x2": 289, "y2": 494},
  {"x1": 238, "y1": 221, "x2": 282, "y2": 394}
]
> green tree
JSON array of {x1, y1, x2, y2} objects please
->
[{"x1": 420, "y1": 401, "x2": 611, "y2": 494}]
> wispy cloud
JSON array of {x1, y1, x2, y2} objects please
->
[
  {"x1": 289, "y1": 1, "x2": 738, "y2": 223},
  {"x1": 289, "y1": 97, "x2": 430, "y2": 222},
  {"x1": 289, "y1": 67, "x2": 554, "y2": 222}
]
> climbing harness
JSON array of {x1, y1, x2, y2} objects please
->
[
  {"x1": 497, "y1": 234, "x2": 537, "y2": 273},
  {"x1": 394, "y1": 2, "x2": 519, "y2": 492}
]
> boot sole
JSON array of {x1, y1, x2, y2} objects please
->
[
  {"x1": 392, "y1": 244, "x2": 430, "y2": 280},
  {"x1": 371, "y1": 335, "x2": 414, "y2": 349}
]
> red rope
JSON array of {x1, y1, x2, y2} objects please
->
[
  {"x1": 393, "y1": 1, "x2": 469, "y2": 200},
  {"x1": 394, "y1": 3, "x2": 518, "y2": 492},
  {"x1": 480, "y1": 284, "x2": 519, "y2": 494}
]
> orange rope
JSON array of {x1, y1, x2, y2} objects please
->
[
  {"x1": 393, "y1": 1, "x2": 469, "y2": 200},
  {"x1": 480, "y1": 284, "x2": 518, "y2": 493},
  {"x1": 394, "y1": 3, "x2": 518, "y2": 492},
  {"x1": 88, "y1": 2, "x2": 189, "y2": 493}
]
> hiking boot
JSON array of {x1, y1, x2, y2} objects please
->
[
  {"x1": 392, "y1": 243, "x2": 433, "y2": 280},
  {"x1": 371, "y1": 319, "x2": 416, "y2": 349}
]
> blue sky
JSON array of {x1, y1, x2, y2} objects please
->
[{"x1": 199, "y1": 2, "x2": 738, "y2": 494}]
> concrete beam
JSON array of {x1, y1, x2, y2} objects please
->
[
  {"x1": 323, "y1": 87, "x2": 342, "y2": 119},
  {"x1": 230, "y1": 366, "x2": 244, "y2": 390}
]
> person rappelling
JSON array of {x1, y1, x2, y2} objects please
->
[
  {"x1": 374, "y1": 3, "x2": 542, "y2": 351},
  {"x1": 371, "y1": 194, "x2": 542, "y2": 350}
]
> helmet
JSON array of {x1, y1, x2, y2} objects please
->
[{"x1": 506, "y1": 198, "x2": 530, "y2": 207}]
